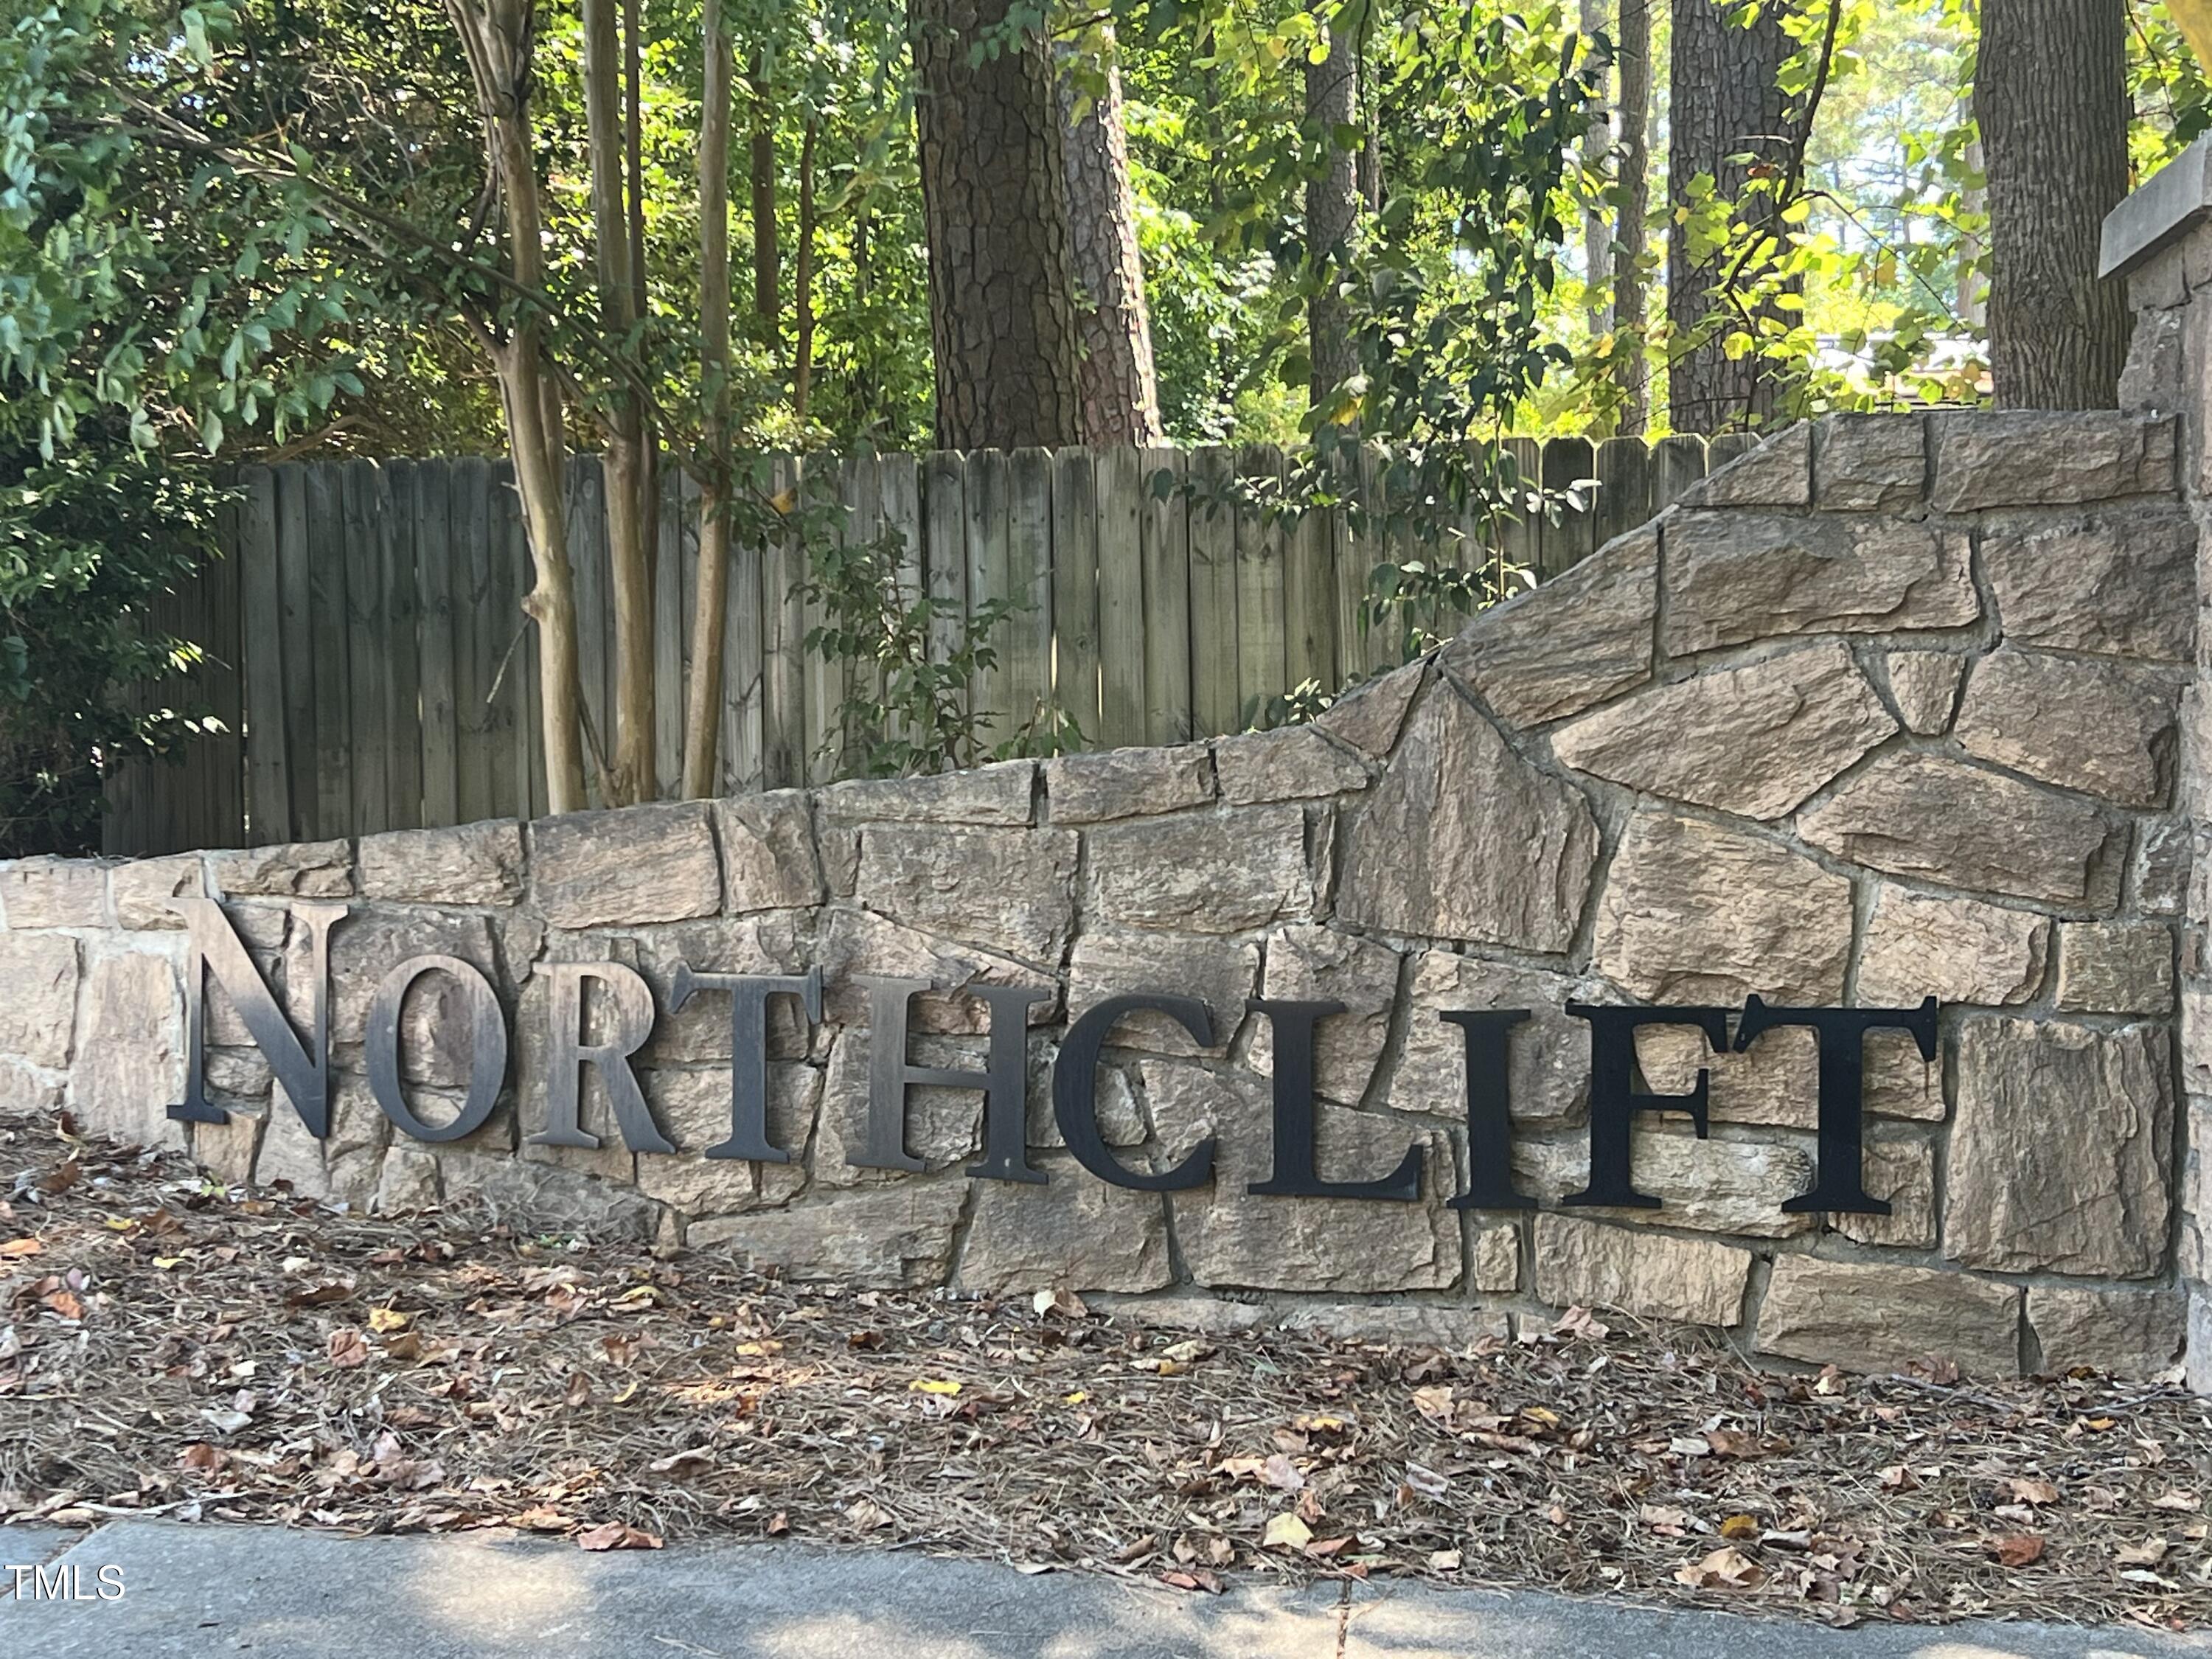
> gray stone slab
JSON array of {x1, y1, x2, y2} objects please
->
[{"x1": 5, "y1": 1520, "x2": 2210, "y2": 1659}]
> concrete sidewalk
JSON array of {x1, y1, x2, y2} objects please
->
[{"x1": 1, "y1": 1519, "x2": 2205, "y2": 1658}]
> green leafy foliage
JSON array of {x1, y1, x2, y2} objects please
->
[{"x1": 0, "y1": 420, "x2": 223, "y2": 854}]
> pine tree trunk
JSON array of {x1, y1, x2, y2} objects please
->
[
  {"x1": 751, "y1": 55, "x2": 781, "y2": 355},
  {"x1": 1666, "y1": 0, "x2": 1793, "y2": 434},
  {"x1": 1976, "y1": 0, "x2": 2129, "y2": 408},
  {"x1": 793, "y1": 117, "x2": 820, "y2": 422},
  {"x1": 1613, "y1": 0, "x2": 1652, "y2": 435},
  {"x1": 913, "y1": 0, "x2": 1084, "y2": 450},
  {"x1": 1305, "y1": 7, "x2": 1360, "y2": 414},
  {"x1": 1056, "y1": 32, "x2": 1164, "y2": 445}
]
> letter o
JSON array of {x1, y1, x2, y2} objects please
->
[{"x1": 365, "y1": 954, "x2": 507, "y2": 1143}]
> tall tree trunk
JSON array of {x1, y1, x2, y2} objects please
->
[
  {"x1": 682, "y1": 0, "x2": 737, "y2": 799},
  {"x1": 750, "y1": 54, "x2": 780, "y2": 355},
  {"x1": 582, "y1": 0, "x2": 653, "y2": 804},
  {"x1": 443, "y1": 0, "x2": 588, "y2": 813},
  {"x1": 793, "y1": 117, "x2": 820, "y2": 422},
  {"x1": 1581, "y1": 0, "x2": 1614, "y2": 344},
  {"x1": 912, "y1": 0, "x2": 1084, "y2": 450},
  {"x1": 1666, "y1": 0, "x2": 1794, "y2": 434},
  {"x1": 1613, "y1": 0, "x2": 1652, "y2": 434},
  {"x1": 1305, "y1": 3, "x2": 1360, "y2": 416},
  {"x1": 1977, "y1": 0, "x2": 2129, "y2": 408},
  {"x1": 1054, "y1": 30, "x2": 1164, "y2": 445},
  {"x1": 625, "y1": 0, "x2": 658, "y2": 723}
]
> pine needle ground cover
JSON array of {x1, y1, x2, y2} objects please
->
[{"x1": 1, "y1": 1111, "x2": 2206, "y2": 1635}]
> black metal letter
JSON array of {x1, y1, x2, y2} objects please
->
[
  {"x1": 527, "y1": 961, "x2": 675, "y2": 1154},
  {"x1": 852, "y1": 976, "x2": 1052, "y2": 1182},
  {"x1": 1735, "y1": 995, "x2": 1938, "y2": 1214},
  {"x1": 1563, "y1": 1003, "x2": 1729, "y2": 1208},
  {"x1": 668, "y1": 964, "x2": 822, "y2": 1161},
  {"x1": 171, "y1": 897, "x2": 346, "y2": 1135},
  {"x1": 1441, "y1": 1009, "x2": 1534, "y2": 1211},
  {"x1": 1053, "y1": 993, "x2": 1216, "y2": 1191},
  {"x1": 365, "y1": 954, "x2": 507, "y2": 1143},
  {"x1": 1248, "y1": 998, "x2": 1422, "y2": 1202}
]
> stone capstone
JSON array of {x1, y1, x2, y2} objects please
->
[
  {"x1": 1948, "y1": 1019, "x2": 2171, "y2": 1277},
  {"x1": 1680, "y1": 422, "x2": 1812, "y2": 508},
  {"x1": 1531, "y1": 1215, "x2": 1750, "y2": 1327},
  {"x1": 1757, "y1": 1255, "x2": 2020, "y2": 1375},
  {"x1": 1337, "y1": 689, "x2": 1598, "y2": 952},
  {"x1": 110, "y1": 855, "x2": 206, "y2": 930},
  {"x1": 1144, "y1": 1062, "x2": 1461, "y2": 1292},
  {"x1": 0, "y1": 933, "x2": 78, "y2": 1068},
  {"x1": 1592, "y1": 811, "x2": 1852, "y2": 1003},
  {"x1": 1313, "y1": 661, "x2": 1425, "y2": 759},
  {"x1": 1883, "y1": 652, "x2": 1966, "y2": 735},
  {"x1": 531, "y1": 804, "x2": 720, "y2": 929},
  {"x1": 713, "y1": 792, "x2": 824, "y2": 914},
  {"x1": 213, "y1": 841, "x2": 352, "y2": 900},
  {"x1": 1813, "y1": 414, "x2": 1927, "y2": 511},
  {"x1": 1798, "y1": 753, "x2": 2123, "y2": 909},
  {"x1": 819, "y1": 761, "x2": 1034, "y2": 827},
  {"x1": 1085, "y1": 806, "x2": 1315, "y2": 934},
  {"x1": 1442, "y1": 525, "x2": 1655, "y2": 727},
  {"x1": 1856, "y1": 886, "x2": 2051, "y2": 1009},
  {"x1": 1548, "y1": 643, "x2": 1896, "y2": 819},
  {"x1": 1930, "y1": 411, "x2": 2177, "y2": 511},
  {"x1": 1661, "y1": 514, "x2": 1976, "y2": 656},
  {"x1": 1980, "y1": 507, "x2": 2195, "y2": 664},
  {"x1": 0, "y1": 857, "x2": 110, "y2": 928},
  {"x1": 1044, "y1": 746, "x2": 1214, "y2": 824},
  {"x1": 1213, "y1": 726, "x2": 1370, "y2": 804},
  {"x1": 359, "y1": 821, "x2": 524, "y2": 905},
  {"x1": 855, "y1": 824, "x2": 1077, "y2": 964},
  {"x1": 2057, "y1": 920, "x2": 2175, "y2": 1014},
  {"x1": 1953, "y1": 650, "x2": 2177, "y2": 808},
  {"x1": 2028, "y1": 1286, "x2": 2185, "y2": 1377}
]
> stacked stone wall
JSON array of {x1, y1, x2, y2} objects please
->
[{"x1": 0, "y1": 409, "x2": 2192, "y2": 1377}]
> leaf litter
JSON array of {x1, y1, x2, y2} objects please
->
[{"x1": 1, "y1": 1115, "x2": 2209, "y2": 1632}]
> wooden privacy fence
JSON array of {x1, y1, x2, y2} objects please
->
[{"x1": 102, "y1": 433, "x2": 1753, "y2": 856}]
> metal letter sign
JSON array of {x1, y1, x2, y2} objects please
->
[
  {"x1": 527, "y1": 962, "x2": 675, "y2": 1155},
  {"x1": 364, "y1": 956, "x2": 507, "y2": 1143},
  {"x1": 166, "y1": 902, "x2": 1938, "y2": 1222},
  {"x1": 170, "y1": 898, "x2": 345, "y2": 1135}
]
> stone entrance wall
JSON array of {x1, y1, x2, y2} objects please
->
[{"x1": 0, "y1": 408, "x2": 2193, "y2": 1378}]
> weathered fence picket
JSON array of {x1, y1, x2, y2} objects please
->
[{"x1": 103, "y1": 434, "x2": 1720, "y2": 855}]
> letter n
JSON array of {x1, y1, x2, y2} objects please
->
[{"x1": 169, "y1": 898, "x2": 347, "y2": 1136}]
